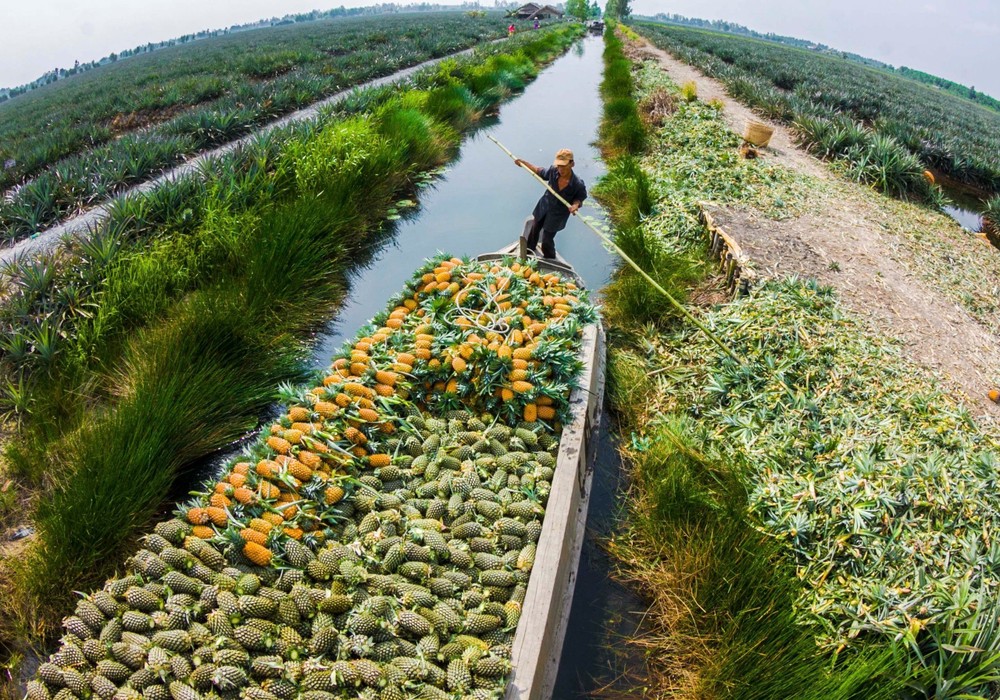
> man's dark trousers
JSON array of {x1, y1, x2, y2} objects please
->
[{"x1": 526, "y1": 215, "x2": 558, "y2": 259}]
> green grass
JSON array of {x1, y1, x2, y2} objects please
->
[
  {"x1": 0, "y1": 13, "x2": 520, "y2": 242},
  {"x1": 633, "y1": 21, "x2": 1000, "y2": 197},
  {"x1": 0, "y1": 24, "x2": 584, "y2": 670}
]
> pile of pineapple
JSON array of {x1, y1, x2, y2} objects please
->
[{"x1": 27, "y1": 255, "x2": 596, "y2": 700}]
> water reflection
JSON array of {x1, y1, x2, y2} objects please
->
[{"x1": 312, "y1": 35, "x2": 613, "y2": 366}]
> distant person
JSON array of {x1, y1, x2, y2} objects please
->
[
  {"x1": 514, "y1": 149, "x2": 587, "y2": 259},
  {"x1": 508, "y1": 23, "x2": 516, "y2": 37},
  {"x1": 533, "y1": 19, "x2": 540, "y2": 29}
]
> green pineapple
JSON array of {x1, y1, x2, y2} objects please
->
[
  {"x1": 348, "y1": 611, "x2": 382, "y2": 637},
  {"x1": 327, "y1": 661, "x2": 358, "y2": 688},
  {"x1": 473, "y1": 655, "x2": 508, "y2": 678},
  {"x1": 211, "y1": 666, "x2": 247, "y2": 692},
  {"x1": 349, "y1": 660, "x2": 383, "y2": 688},
  {"x1": 282, "y1": 540, "x2": 315, "y2": 568},
  {"x1": 126, "y1": 587, "x2": 162, "y2": 613},
  {"x1": 395, "y1": 611, "x2": 432, "y2": 638},
  {"x1": 378, "y1": 685, "x2": 405, "y2": 700},
  {"x1": 169, "y1": 656, "x2": 193, "y2": 682},
  {"x1": 317, "y1": 593, "x2": 353, "y2": 615},
  {"x1": 95, "y1": 660, "x2": 130, "y2": 684},
  {"x1": 479, "y1": 570, "x2": 515, "y2": 588},
  {"x1": 81, "y1": 638, "x2": 107, "y2": 664},
  {"x1": 205, "y1": 610, "x2": 235, "y2": 639},
  {"x1": 463, "y1": 614, "x2": 502, "y2": 635},
  {"x1": 524, "y1": 520, "x2": 542, "y2": 543},
  {"x1": 233, "y1": 626, "x2": 272, "y2": 652},
  {"x1": 62, "y1": 616, "x2": 94, "y2": 640},
  {"x1": 249, "y1": 656, "x2": 283, "y2": 680},
  {"x1": 121, "y1": 611, "x2": 155, "y2": 634},
  {"x1": 451, "y1": 522, "x2": 483, "y2": 540},
  {"x1": 25, "y1": 680, "x2": 51, "y2": 700},
  {"x1": 302, "y1": 670, "x2": 335, "y2": 692},
  {"x1": 237, "y1": 595, "x2": 277, "y2": 619},
  {"x1": 242, "y1": 687, "x2": 281, "y2": 700},
  {"x1": 187, "y1": 664, "x2": 216, "y2": 691},
  {"x1": 90, "y1": 674, "x2": 118, "y2": 699},
  {"x1": 127, "y1": 669, "x2": 157, "y2": 691},
  {"x1": 163, "y1": 571, "x2": 203, "y2": 596},
  {"x1": 472, "y1": 553, "x2": 503, "y2": 571},
  {"x1": 143, "y1": 684, "x2": 171, "y2": 700},
  {"x1": 151, "y1": 630, "x2": 191, "y2": 653},
  {"x1": 90, "y1": 591, "x2": 124, "y2": 619},
  {"x1": 37, "y1": 663, "x2": 64, "y2": 687},
  {"x1": 167, "y1": 681, "x2": 200, "y2": 700}
]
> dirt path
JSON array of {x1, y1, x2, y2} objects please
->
[{"x1": 635, "y1": 40, "x2": 1000, "y2": 422}]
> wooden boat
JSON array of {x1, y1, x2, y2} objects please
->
[{"x1": 477, "y1": 236, "x2": 607, "y2": 700}]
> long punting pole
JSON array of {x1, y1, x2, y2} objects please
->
[{"x1": 488, "y1": 135, "x2": 740, "y2": 363}]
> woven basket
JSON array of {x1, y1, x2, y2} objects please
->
[{"x1": 743, "y1": 120, "x2": 774, "y2": 147}]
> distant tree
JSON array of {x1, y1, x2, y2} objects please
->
[
  {"x1": 605, "y1": 0, "x2": 630, "y2": 20},
  {"x1": 588, "y1": 0, "x2": 602, "y2": 18},
  {"x1": 566, "y1": 0, "x2": 588, "y2": 21},
  {"x1": 970, "y1": 85, "x2": 977, "y2": 100}
]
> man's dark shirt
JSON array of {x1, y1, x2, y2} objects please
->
[{"x1": 531, "y1": 166, "x2": 587, "y2": 232}]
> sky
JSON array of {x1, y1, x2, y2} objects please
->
[{"x1": 1, "y1": 0, "x2": 999, "y2": 99}]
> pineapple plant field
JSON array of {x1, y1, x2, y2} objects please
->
[
  {"x1": 21, "y1": 253, "x2": 598, "y2": 700},
  {"x1": 0, "y1": 12, "x2": 516, "y2": 243}
]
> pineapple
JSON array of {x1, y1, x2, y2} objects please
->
[{"x1": 242, "y1": 542, "x2": 272, "y2": 567}]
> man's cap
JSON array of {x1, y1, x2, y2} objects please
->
[{"x1": 553, "y1": 148, "x2": 574, "y2": 166}]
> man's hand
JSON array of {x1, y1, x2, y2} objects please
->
[
  {"x1": 514, "y1": 158, "x2": 525, "y2": 168},
  {"x1": 569, "y1": 203, "x2": 580, "y2": 215}
]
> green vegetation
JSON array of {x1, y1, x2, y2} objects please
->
[
  {"x1": 633, "y1": 22, "x2": 1000, "y2": 196},
  {"x1": 595, "y1": 28, "x2": 1000, "y2": 699},
  {"x1": 22, "y1": 251, "x2": 596, "y2": 700},
  {"x1": 0, "y1": 25, "x2": 583, "y2": 679},
  {"x1": 644, "y1": 11, "x2": 1000, "y2": 114},
  {"x1": 0, "y1": 13, "x2": 512, "y2": 242}
]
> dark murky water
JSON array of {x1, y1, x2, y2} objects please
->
[
  {"x1": 943, "y1": 203, "x2": 983, "y2": 231},
  {"x1": 939, "y1": 183, "x2": 985, "y2": 231}
]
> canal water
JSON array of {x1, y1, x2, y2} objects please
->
[{"x1": 311, "y1": 35, "x2": 615, "y2": 362}]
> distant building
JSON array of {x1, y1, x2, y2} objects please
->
[{"x1": 511, "y1": 3, "x2": 563, "y2": 19}]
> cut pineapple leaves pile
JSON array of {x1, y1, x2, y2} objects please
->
[
  {"x1": 640, "y1": 277, "x2": 1000, "y2": 650},
  {"x1": 27, "y1": 254, "x2": 597, "y2": 700}
]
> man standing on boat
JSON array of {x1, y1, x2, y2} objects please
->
[{"x1": 514, "y1": 148, "x2": 587, "y2": 259}]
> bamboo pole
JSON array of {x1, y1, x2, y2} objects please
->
[{"x1": 487, "y1": 135, "x2": 741, "y2": 363}]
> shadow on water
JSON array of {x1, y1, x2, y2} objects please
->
[
  {"x1": 553, "y1": 416, "x2": 652, "y2": 698},
  {"x1": 938, "y1": 179, "x2": 986, "y2": 231}
]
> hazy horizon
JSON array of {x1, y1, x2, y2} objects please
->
[{"x1": 2, "y1": 0, "x2": 998, "y2": 101}]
